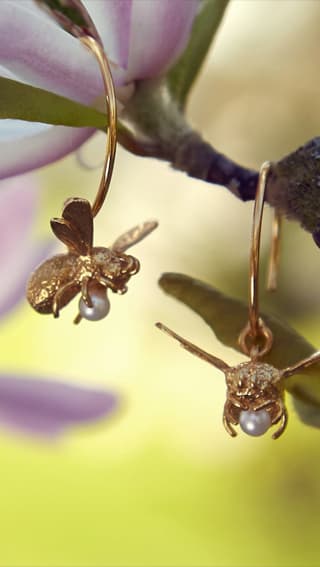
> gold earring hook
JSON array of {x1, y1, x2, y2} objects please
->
[
  {"x1": 79, "y1": 36, "x2": 117, "y2": 218},
  {"x1": 239, "y1": 161, "x2": 273, "y2": 358},
  {"x1": 267, "y1": 209, "x2": 282, "y2": 292}
]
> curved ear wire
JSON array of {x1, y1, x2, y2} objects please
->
[
  {"x1": 267, "y1": 209, "x2": 282, "y2": 292},
  {"x1": 238, "y1": 161, "x2": 274, "y2": 358},
  {"x1": 79, "y1": 36, "x2": 117, "y2": 218}
]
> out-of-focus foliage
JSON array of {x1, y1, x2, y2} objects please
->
[{"x1": 168, "y1": 0, "x2": 229, "y2": 106}]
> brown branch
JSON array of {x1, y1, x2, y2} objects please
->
[{"x1": 120, "y1": 81, "x2": 320, "y2": 239}]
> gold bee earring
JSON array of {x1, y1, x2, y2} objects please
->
[
  {"x1": 27, "y1": 36, "x2": 157, "y2": 324},
  {"x1": 157, "y1": 162, "x2": 320, "y2": 439}
]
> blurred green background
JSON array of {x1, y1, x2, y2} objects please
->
[{"x1": 2, "y1": 2, "x2": 320, "y2": 566}]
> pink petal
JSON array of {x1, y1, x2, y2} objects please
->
[
  {"x1": 0, "y1": 174, "x2": 37, "y2": 253},
  {"x1": 82, "y1": 0, "x2": 132, "y2": 69},
  {"x1": 1, "y1": 0, "x2": 200, "y2": 99},
  {"x1": 0, "y1": 123, "x2": 93, "y2": 179},
  {"x1": 126, "y1": 0, "x2": 200, "y2": 81},
  {"x1": 0, "y1": 238, "x2": 53, "y2": 319},
  {"x1": 0, "y1": 175, "x2": 54, "y2": 317},
  {"x1": 0, "y1": 0, "x2": 125, "y2": 104},
  {"x1": 0, "y1": 374, "x2": 118, "y2": 438}
]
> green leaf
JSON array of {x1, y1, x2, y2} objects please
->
[
  {"x1": 167, "y1": 0, "x2": 229, "y2": 107},
  {"x1": 0, "y1": 77, "x2": 106, "y2": 128},
  {"x1": 159, "y1": 272, "x2": 320, "y2": 428}
]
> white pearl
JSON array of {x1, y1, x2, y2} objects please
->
[
  {"x1": 239, "y1": 409, "x2": 271, "y2": 437},
  {"x1": 79, "y1": 287, "x2": 110, "y2": 321}
]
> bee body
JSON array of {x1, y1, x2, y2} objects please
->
[
  {"x1": 223, "y1": 361, "x2": 285, "y2": 437},
  {"x1": 27, "y1": 253, "x2": 79, "y2": 314},
  {"x1": 27, "y1": 247, "x2": 140, "y2": 315},
  {"x1": 26, "y1": 198, "x2": 157, "y2": 321}
]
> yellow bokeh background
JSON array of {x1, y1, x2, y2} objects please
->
[{"x1": 1, "y1": 2, "x2": 320, "y2": 565}]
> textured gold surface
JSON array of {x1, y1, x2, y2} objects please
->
[
  {"x1": 27, "y1": 254, "x2": 79, "y2": 314},
  {"x1": 26, "y1": 198, "x2": 157, "y2": 321},
  {"x1": 224, "y1": 361, "x2": 285, "y2": 438},
  {"x1": 26, "y1": 248, "x2": 139, "y2": 315}
]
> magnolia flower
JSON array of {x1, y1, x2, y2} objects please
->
[
  {"x1": 0, "y1": 175, "x2": 118, "y2": 438},
  {"x1": 0, "y1": 0, "x2": 200, "y2": 179}
]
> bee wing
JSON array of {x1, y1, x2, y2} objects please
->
[
  {"x1": 50, "y1": 198, "x2": 93, "y2": 254},
  {"x1": 62, "y1": 198, "x2": 93, "y2": 252},
  {"x1": 50, "y1": 218, "x2": 85, "y2": 254},
  {"x1": 112, "y1": 220, "x2": 158, "y2": 253}
]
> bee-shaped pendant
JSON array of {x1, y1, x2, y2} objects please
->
[
  {"x1": 27, "y1": 198, "x2": 157, "y2": 323},
  {"x1": 156, "y1": 322, "x2": 320, "y2": 439}
]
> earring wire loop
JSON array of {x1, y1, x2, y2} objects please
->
[
  {"x1": 79, "y1": 36, "x2": 117, "y2": 218},
  {"x1": 239, "y1": 161, "x2": 273, "y2": 358}
]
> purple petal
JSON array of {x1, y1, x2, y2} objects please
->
[
  {"x1": 1, "y1": 0, "x2": 200, "y2": 99},
  {"x1": 0, "y1": 123, "x2": 93, "y2": 179},
  {"x1": 0, "y1": 374, "x2": 118, "y2": 438},
  {"x1": 0, "y1": 175, "x2": 56, "y2": 317},
  {"x1": 0, "y1": 0, "x2": 104, "y2": 103},
  {"x1": 125, "y1": 0, "x2": 200, "y2": 81},
  {"x1": 0, "y1": 174, "x2": 37, "y2": 250},
  {"x1": 82, "y1": 0, "x2": 132, "y2": 69},
  {"x1": 0, "y1": 238, "x2": 54, "y2": 319}
]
